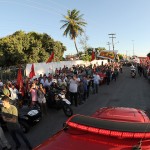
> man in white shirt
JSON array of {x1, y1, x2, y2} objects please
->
[
  {"x1": 40, "y1": 76, "x2": 49, "y2": 87},
  {"x1": 69, "y1": 75, "x2": 78, "y2": 107},
  {"x1": 93, "y1": 73, "x2": 101, "y2": 94},
  {"x1": 9, "y1": 84, "x2": 19, "y2": 105}
]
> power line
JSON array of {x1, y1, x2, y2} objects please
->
[
  {"x1": 0, "y1": 0, "x2": 62, "y2": 16},
  {"x1": 107, "y1": 42, "x2": 111, "y2": 51}
]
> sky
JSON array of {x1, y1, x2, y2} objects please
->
[{"x1": 0, "y1": 0, "x2": 150, "y2": 57}]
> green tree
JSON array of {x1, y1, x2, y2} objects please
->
[
  {"x1": 79, "y1": 31, "x2": 89, "y2": 52},
  {"x1": 60, "y1": 9, "x2": 87, "y2": 54},
  {"x1": 147, "y1": 52, "x2": 150, "y2": 58},
  {"x1": 118, "y1": 53, "x2": 124, "y2": 60},
  {"x1": 0, "y1": 31, "x2": 66, "y2": 67}
]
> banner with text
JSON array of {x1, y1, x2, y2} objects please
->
[{"x1": 97, "y1": 50, "x2": 118, "y2": 60}]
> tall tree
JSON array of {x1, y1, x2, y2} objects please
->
[
  {"x1": 0, "y1": 31, "x2": 66, "y2": 67},
  {"x1": 60, "y1": 9, "x2": 87, "y2": 54}
]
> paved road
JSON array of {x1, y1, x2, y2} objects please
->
[{"x1": 6, "y1": 66, "x2": 150, "y2": 149}]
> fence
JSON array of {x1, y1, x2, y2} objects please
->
[{"x1": 0, "y1": 65, "x2": 26, "y2": 83}]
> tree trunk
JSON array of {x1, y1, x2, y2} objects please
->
[{"x1": 73, "y1": 38, "x2": 79, "y2": 54}]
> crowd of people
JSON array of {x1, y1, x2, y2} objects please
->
[
  {"x1": 0, "y1": 61, "x2": 123, "y2": 150},
  {"x1": 0, "y1": 60, "x2": 150, "y2": 149},
  {"x1": 0, "y1": 62, "x2": 124, "y2": 107}
]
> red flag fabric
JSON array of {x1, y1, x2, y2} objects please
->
[
  {"x1": 91, "y1": 51, "x2": 95, "y2": 61},
  {"x1": 46, "y1": 52, "x2": 54, "y2": 63},
  {"x1": 29, "y1": 64, "x2": 35, "y2": 79},
  {"x1": 17, "y1": 66, "x2": 23, "y2": 87}
]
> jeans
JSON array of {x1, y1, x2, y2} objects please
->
[
  {"x1": 69, "y1": 92, "x2": 78, "y2": 106},
  {"x1": 0, "y1": 127, "x2": 11, "y2": 149},
  {"x1": 9, "y1": 126, "x2": 32, "y2": 149},
  {"x1": 94, "y1": 84, "x2": 99, "y2": 93}
]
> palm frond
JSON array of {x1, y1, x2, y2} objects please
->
[{"x1": 60, "y1": 9, "x2": 87, "y2": 54}]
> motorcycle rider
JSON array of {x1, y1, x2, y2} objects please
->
[
  {"x1": 130, "y1": 64, "x2": 135, "y2": 70},
  {"x1": 130, "y1": 64, "x2": 136, "y2": 78},
  {"x1": 48, "y1": 79, "x2": 62, "y2": 102}
]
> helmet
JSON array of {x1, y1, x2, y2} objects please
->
[{"x1": 52, "y1": 79, "x2": 57, "y2": 83}]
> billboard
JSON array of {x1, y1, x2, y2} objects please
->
[{"x1": 97, "y1": 50, "x2": 118, "y2": 60}]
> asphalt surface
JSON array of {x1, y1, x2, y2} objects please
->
[{"x1": 5, "y1": 66, "x2": 150, "y2": 150}]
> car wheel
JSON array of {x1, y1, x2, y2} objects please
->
[{"x1": 63, "y1": 105, "x2": 73, "y2": 117}]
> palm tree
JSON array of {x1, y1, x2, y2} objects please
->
[{"x1": 60, "y1": 9, "x2": 87, "y2": 54}]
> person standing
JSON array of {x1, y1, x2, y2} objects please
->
[
  {"x1": 93, "y1": 73, "x2": 100, "y2": 93},
  {"x1": 29, "y1": 83, "x2": 38, "y2": 106},
  {"x1": 69, "y1": 75, "x2": 78, "y2": 107},
  {"x1": 2, "y1": 84, "x2": 10, "y2": 97},
  {"x1": 106, "y1": 68, "x2": 111, "y2": 85},
  {"x1": 77, "y1": 81, "x2": 84, "y2": 105},
  {"x1": 0, "y1": 79, "x2": 3, "y2": 90},
  {"x1": 1, "y1": 96, "x2": 32, "y2": 150},
  {"x1": 82, "y1": 76, "x2": 88, "y2": 100},
  {"x1": 8, "y1": 84, "x2": 19, "y2": 106},
  {"x1": 37, "y1": 83, "x2": 47, "y2": 115},
  {"x1": 0, "y1": 126, "x2": 11, "y2": 150}
]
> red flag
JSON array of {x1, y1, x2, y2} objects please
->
[
  {"x1": 17, "y1": 66, "x2": 23, "y2": 87},
  {"x1": 29, "y1": 64, "x2": 35, "y2": 79},
  {"x1": 46, "y1": 52, "x2": 54, "y2": 63},
  {"x1": 91, "y1": 51, "x2": 95, "y2": 61}
]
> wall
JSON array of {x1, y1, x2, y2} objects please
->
[{"x1": 26, "y1": 60, "x2": 108, "y2": 78}]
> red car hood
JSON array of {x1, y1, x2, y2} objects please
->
[
  {"x1": 92, "y1": 107, "x2": 150, "y2": 123},
  {"x1": 34, "y1": 107, "x2": 150, "y2": 150}
]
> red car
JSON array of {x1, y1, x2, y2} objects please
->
[{"x1": 34, "y1": 107, "x2": 150, "y2": 150}]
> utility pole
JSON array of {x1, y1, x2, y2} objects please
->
[
  {"x1": 108, "y1": 33, "x2": 116, "y2": 53},
  {"x1": 107, "y1": 42, "x2": 111, "y2": 51}
]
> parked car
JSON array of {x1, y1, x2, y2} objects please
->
[{"x1": 33, "y1": 107, "x2": 150, "y2": 150}]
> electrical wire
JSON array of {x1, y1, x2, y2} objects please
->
[{"x1": 0, "y1": 0, "x2": 62, "y2": 16}]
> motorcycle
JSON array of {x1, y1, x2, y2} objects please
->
[
  {"x1": 0, "y1": 95, "x2": 42, "y2": 133},
  {"x1": 47, "y1": 88, "x2": 73, "y2": 117},
  {"x1": 131, "y1": 69, "x2": 136, "y2": 78},
  {"x1": 18, "y1": 103, "x2": 42, "y2": 133}
]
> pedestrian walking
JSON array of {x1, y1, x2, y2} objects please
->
[{"x1": 1, "y1": 96, "x2": 32, "y2": 150}]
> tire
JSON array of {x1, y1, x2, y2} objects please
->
[
  {"x1": 63, "y1": 104, "x2": 73, "y2": 117},
  {"x1": 19, "y1": 120, "x2": 30, "y2": 133}
]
